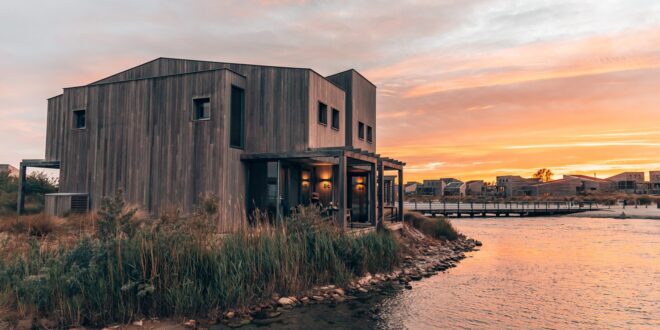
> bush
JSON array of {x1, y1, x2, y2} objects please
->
[
  {"x1": 404, "y1": 212, "x2": 459, "y2": 241},
  {"x1": 0, "y1": 195, "x2": 401, "y2": 327},
  {"x1": 0, "y1": 214, "x2": 62, "y2": 237}
]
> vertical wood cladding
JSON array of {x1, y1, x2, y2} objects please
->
[
  {"x1": 44, "y1": 58, "x2": 383, "y2": 231},
  {"x1": 326, "y1": 70, "x2": 377, "y2": 153},
  {"x1": 307, "y1": 71, "x2": 346, "y2": 149}
]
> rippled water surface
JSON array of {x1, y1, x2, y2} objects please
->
[
  {"x1": 378, "y1": 217, "x2": 659, "y2": 329},
  {"x1": 234, "y1": 217, "x2": 659, "y2": 329}
]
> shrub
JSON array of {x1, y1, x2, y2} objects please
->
[
  {"x1": 404, "y1": 212, "x2": 459, "y2": 241},
  {"x1": 0, "y1": 214, "x2": 62, "y2": 237}
]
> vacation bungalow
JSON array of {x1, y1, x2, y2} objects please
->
[
  {"x1": 530, "y1": 175, "x2": 614, "y2": 197},
  {"x1": 18, "y1": 58, "x2": 404, "y2": 232},
  {"x1": 496, "y1": 176, "x2": 541, "y2": 197},
  {"x1": 651, "y1": 171, "x2": 660, "y2": 195},
  {"x1": 607, "y1": 172, "x2": 645, "y2": 194}
]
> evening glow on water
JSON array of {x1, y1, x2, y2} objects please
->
[{"x1": 2, "y1": 1, "x2": 660, "y2": 181}]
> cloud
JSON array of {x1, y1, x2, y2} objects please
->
[{"x1": 1, "y1": 0, "x2": 660, "y2": 183}]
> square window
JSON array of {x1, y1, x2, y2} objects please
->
[
  {"x1": 318, "y1": 102, "x2": 327, "y2": 125},
  {"x1": 367, "y1": 125, "x2": 373, "y2": 143},
  {"x1": 331, "y1": 108, "x2": 340, "y2": 130},
  {"x1": 73, "y1": 109, "x2": 86, "y2": 129},
  {"x1": 358, "y1": 121, "x2": 365, "y2": 140},
  {"x1": 193, "y1": 98, "x2": 210, "y2": 120}
]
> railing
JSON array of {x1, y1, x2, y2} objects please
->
[{"x1": 405, "y1": 201, "x2": 596, "y2": 216}]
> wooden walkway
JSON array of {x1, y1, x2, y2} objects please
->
[{"x1": 405, "y1": 201, "x2": 600, "y2": 218}]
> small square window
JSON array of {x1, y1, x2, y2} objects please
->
[
  {"x1": 73, "y1": 109, "x2": 86, "y2": 129},
  {"x1": 367, "y1": 125, "x2": 373, "y2": 143},
  {"x1": 331, "y1": 108, "x2": 340, "y2": 130},
  {"x1": 193, "y1": 98, "x2": 210, "y2": 120},
  {"x1": 358, "y1": 121, "x2": 365, "y2": 140},
  {"x1": 318, "y1": 102, "x2": 327, "y2": 125}
]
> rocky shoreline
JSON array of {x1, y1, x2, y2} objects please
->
[{"x1": 112, "y1": 225, "x2": 481, "y2": 330}]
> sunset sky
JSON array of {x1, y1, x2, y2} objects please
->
[{"x1": 1, "y1": 0, "x2": 660, "y2": 183}]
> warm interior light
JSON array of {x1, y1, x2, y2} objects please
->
[{"x1": 320, "y1": 180, "x2": 332, "y2": 190}]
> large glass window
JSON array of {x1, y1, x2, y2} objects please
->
[{"x1": 230, "y1": 86, "x2": 245, "y2": 148}]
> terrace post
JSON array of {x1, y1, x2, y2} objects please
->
[
  {"x1": 17, "y1": 162, "x2": 27, "y2": 215},
  {"x1": 377, "y1": 162, "x2": 384, "y2": 226},
  {"x1": 397, "y1": 168, "x2": 404, "y2": 222},
  {"x1": 370, "y1": 162, "x2": 377, "y2": 227},
  {"x1": 338, "y1": 153, "x2": 347, "y2": 229}
]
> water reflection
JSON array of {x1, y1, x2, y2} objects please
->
[{"x1": 377, "y1": 217, "x2": 660, "y2": 329}]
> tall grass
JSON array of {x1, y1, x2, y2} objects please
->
[
  {"x1": 0, "y1": 193, "x2": 400, "y2": 327},
  {"x1": 404, "y1": 212, "x2": 460, "y2": 241}
]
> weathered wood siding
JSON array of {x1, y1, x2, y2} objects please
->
[
  {"x1": 46, "y1": 69, "x2": 247, "y2": 232},
  {"x1": 307, "y1": 71, "x2": 346, "y2": 149},
  {"x1": 326, "y1": 70, "x2": 377, "y2": 152}
]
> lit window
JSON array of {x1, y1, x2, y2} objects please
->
[{"x1": 193, "y1": 98, "x2": 210, "y2": 120}]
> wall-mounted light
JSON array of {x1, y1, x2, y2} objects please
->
[{"x1": 320, "y1": 180, "x2": 332, "y2": 190}]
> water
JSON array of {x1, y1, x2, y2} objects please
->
[{"x1": 238, "y1": 217, "x2": 660, "y2": 329}]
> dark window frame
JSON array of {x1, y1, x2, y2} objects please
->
[
  {"x1": 230, "y1": 85, "x2": 246, "y2": 149},
  {"x1": 72, "y1": 109, "x2": 86, "y2": 129},
  {"x1": 331, "y1": 108, "x2": 340, "y2": 130},
  {"x1": 358, "y1": 121, "x2": 365, "y2": 140},
  {"x1": 192, "y1": 97, "x2": 211, "y2": 121},
  {"x1": 318, "y1": 102, "x2": 328, "y2": 126},
  {"x1": 366, "y1": 125, "x2": 373, "y2": 143}
]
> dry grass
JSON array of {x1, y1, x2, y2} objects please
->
[{"x1": 404, "y1": 212, "x2": 460, "y2": 241}]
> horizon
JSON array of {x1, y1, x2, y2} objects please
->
[{"x1": 2, "y1": 1, "x2": 660, "y2": 182}]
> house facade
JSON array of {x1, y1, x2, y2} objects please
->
[
  {"x1": 651, "y1": 171, "x2": 660, "y2": 195},
  {"x1": 18, "y1": 58, "x2": 404, "y2": 231},
  {"x1": 607, "y1": 172, "x2": 645, "y2": 194}
]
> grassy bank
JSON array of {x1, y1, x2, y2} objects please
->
[
  {"x1": 404, "y1": 212, "x2": 459, "y2": 241},
  {"x1": 0, "y1": 194, "x2": 400, "y2": 327}
]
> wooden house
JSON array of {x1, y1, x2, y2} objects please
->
[{"x1": 17, "y1": 58, "x2": 404, "y2": 231}]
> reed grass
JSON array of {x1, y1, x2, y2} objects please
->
[{"x1": 0, "y1": 193, "x2": 400, "y2": 327}]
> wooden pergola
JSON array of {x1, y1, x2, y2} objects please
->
[
  {"x1": 241, "y1": 147, "x2": 404, "y2": 229},
  {"x1": 17, "y1": 159, "x2": 60, "y2": 215}
]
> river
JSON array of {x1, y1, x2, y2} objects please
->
[{"x1": 239, "y1": 217, "x2": 659, "y2": 329}]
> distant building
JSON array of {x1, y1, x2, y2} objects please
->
[
  {"x1": 412, "y1": 178, "x2": 460, "y2": 197},
  {"x1": 466, "y1": 180, "x2": 484, "y2": 196},
  {"x1": 417, "y1": 179, "x2": 444, "y2": 196},
  {"x1": 607, "y1": 172, "x2": 645, "y2": 193},
  {"x1": 404, "y1": 182, "x2": 420, "y2": 195},
  {"x1": 530, "y1": 174, "x2": 615, "y2": 197},
  {"x1": 444, "y1": 181, "x2": 466, "y2": 197},
  {"x1": 651, "y1": 171, "x2": 660, "y2": 195},
  {"x1": 0, "y1": 164, "x2": 19, "y2": 177},
  {"x1": 563, "y1": 175, "x2": 615, "y2": 194},
  {"x1": 496, "y1": 176, "x2": 540, "y2": 197}
]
